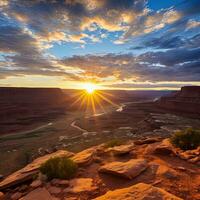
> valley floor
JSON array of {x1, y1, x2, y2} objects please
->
[{"x1": 0, "y1": 101, "x2": 200, "y2": 176}]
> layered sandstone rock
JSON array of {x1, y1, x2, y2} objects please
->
[
  {"x1": 64, "y1": 178, "x2": 97, "y2": 193},
  {"x1": 1, "y1": 139, "x2": 199, "y2": 199},
  {"x1": 99, "y1": 159, "x2": 148, "y2": 179},
  {"x1": 0, "y1": 150, "x2": 74, "y2": 189},
  {"x1": 72, "y1": 147, "x2": 96, "y2": 166},
  {"x1": 106, "y1": 144, "x2": 135, "y2": 155},
  {"x1": 145, "y1": 139, "x2": 176, "y2": 155},
  {"x1": 94, "y1": 183, "x2": 183, "y2": 200},
  {"x1": 157, "y1": 86, "x2": 200, "y2": 114}
]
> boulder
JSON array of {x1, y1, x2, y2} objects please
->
[
  {"x1": 99, "y1": 159, "x2": 148, "y2": 179},
  {"x1": 145, "y1": 139, "x2": 176, "y2": 155},
  {"x1": 107, "y1": 144, "x2": 134, "y2": 155},
  {"x1": 19, "y1": 188, "x2": 54, "y2": 200},
  {"x1": 177, "y1": 148, "x2": 200, "y2": 162},
  {"x1": 64, "y1": 178, "x2": 97, "y2": 193},
  {"x1": 72, "y1": 147, "x2": 96, "y2": 166},
  {"x1": 0, "y1": 150, "x2": 74, "y2": 190},
  {"x1": 155, "y1": 164, "x2": 179, "y2": 180},
  {"x1": 93, "y1": 183, "x2": 182, "y2": 200}
]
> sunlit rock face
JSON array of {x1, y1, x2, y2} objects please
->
[
  {"x1": 157, "y1": 86, "x2": 200, "y2": 114},
  {"x1": 94, "y1": 183, "x2": 183, "y2": 200}
]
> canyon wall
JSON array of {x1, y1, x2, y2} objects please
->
[{"x1": 157, "y1": 86, "x2": 200, "y2": 114}]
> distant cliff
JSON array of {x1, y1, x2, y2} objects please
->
[
  {"x1": 157, "y1": 86, "x2": 200, "y2": 114},
  {"x1": 0, "y1": 87, "x2": 69, "y2": 135},
  {"x1": 0, "y1": 87, "x2": 67, "y2": 104}
]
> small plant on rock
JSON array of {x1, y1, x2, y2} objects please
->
[
  {"x1": 170, "y1": 128, "x2": 200, "y2": 150},
  {"x1": 105, "y1": 139, "x2": 123, "y2": 148},
  {"x1": 40, "y1": 156, "x2": 77, "y2": 180}
]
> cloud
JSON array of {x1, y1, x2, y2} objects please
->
[
  {"x1": 0, "y1": 0, "x2": 200, "y2": 89},
  {"x1": 1, "y1": 24, "x2": 199, "y2": 83},
  {"x1": 187, "y1": 20, "x2": 200, "y2": 29},
  {"x1": 60, "y1": 47, "x2": 200, "y2": 83},
  {"x1": 102, "y1": 81, "x2": 200, "y2": 89},
  {"x1": 2, "y1": 0, "x2": 177, "y2": 44},
  {"x1": 0, "y1": 25, "x2": 83, "y2": 80},
  {"x1": 0, "y1": 26, "x2": 42, "y2": 54},
  {"x1": 130, "y1": 30, "x2": 200, "y2": 50}
]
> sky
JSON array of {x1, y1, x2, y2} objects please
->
[{"x1": 0, "y1": 0, "x2": 200, "y2": 90}]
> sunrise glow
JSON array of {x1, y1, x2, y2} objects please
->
[{"x1": 84, "y1": 83, "x2": 97, "y2": 94}]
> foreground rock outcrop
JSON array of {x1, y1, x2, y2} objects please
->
[
  {"x1": 105, "y1": 144, "x2": 135, "y2": 155},
  {"x1": 0, "y1": 150, "x2": 74, "y2": 189},
  {"x1": 99, "y1": 159, "x2": 148, "y2": 179},
  {"x1": 0, "y1": 137, "x2": 199, "y2": 200},
  {"x1": 94, "y1": 183, "x2": 183, "y2": 200}
]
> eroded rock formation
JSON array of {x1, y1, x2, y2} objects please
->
[{"x1": 157, "y1": 86, "x2": 200, "y2": 114}]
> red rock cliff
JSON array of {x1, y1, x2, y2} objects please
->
[{"x1": 157, "y1": 86, "x2": 200, "y2": 114}]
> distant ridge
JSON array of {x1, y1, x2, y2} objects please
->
[
  {"x1": 0, "y1": 87, "x2": 66, "y2": 104},
  {"x1": 157, "y1": 86, "x2": 200, "y2": 114}
]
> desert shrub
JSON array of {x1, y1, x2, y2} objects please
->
[
  {"x1": 40, "y1": 156, "x2": 77, "y2": 180},
  {"x1": 170, "y1": 128, "x2": 200, "y2": 150},
  {"x1": 105, "y1": 139, "x2": 123, "y2": 148}
]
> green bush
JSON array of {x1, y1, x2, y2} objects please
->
[
  {"x1": 170, "y1": 128, "x2": 200, "y2": 150},
  {"x1": 105, "y1": 139, "x2": 123, "y2": 148},
  {"x1": 40, "y1": 156, "x2": 77, "y2": 180}
]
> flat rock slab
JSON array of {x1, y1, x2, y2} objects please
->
[
  {"x1": 99, "y1": 159, "x2": 148, "y2": 179},
  {"x1": 94, "y1": 183, "x2": 183, "y2": 200},
  {"x1": 72, "y1": 147, "x2": 96, "y2": 165},
  {"x1": 145, "y1": 139, "x2": 176, "y2": 155},
  {"x1": 64, "y1": 178, "x2": 97, "y2": 193},
  {"x1": 0, "y1": 150, "x2": 74, "y2": 189},
  {"x1": 20, "y1": 187, "x2": 54, "y2": 200},
  {"x1": 107, "y1": 144, "x2": 134, "y2": 155}
]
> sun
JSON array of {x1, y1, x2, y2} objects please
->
[{"x1": 84, "y1": 83, "x2": 96, "y2": 94}]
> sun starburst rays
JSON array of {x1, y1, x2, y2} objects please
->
[{"x1": 70, "y1": 83, "x2": 119, "y2": 116}]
